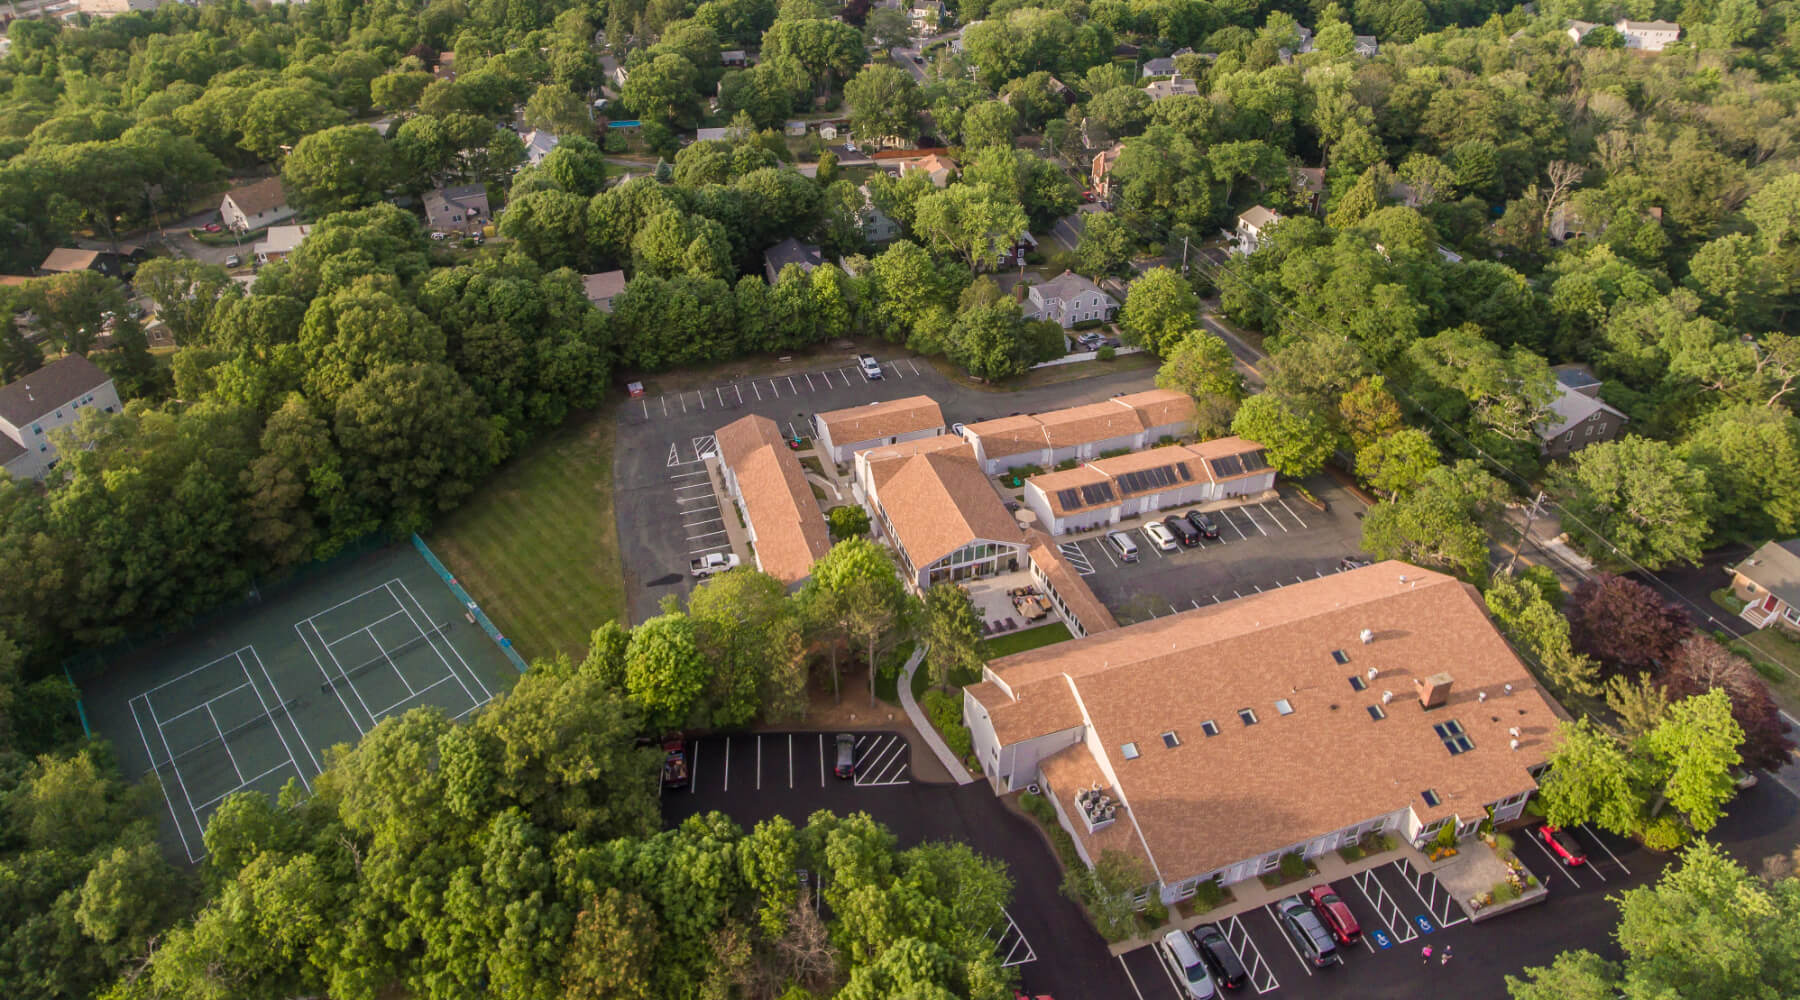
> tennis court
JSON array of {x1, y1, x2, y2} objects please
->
[{"x1": 81, "y1": 543, "x2": 521, "y2": 862}]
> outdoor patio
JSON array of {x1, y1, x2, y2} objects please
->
[{"x1": 965, "y1": 573, "x2": 1058, "y2": 636}]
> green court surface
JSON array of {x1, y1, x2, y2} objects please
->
[{"x1": 78, "y1": 543, "x2": 519, "y2": 863}]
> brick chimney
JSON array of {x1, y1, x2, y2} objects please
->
[{"x1": 1415, "y1": 672, "x2": 1453, "y2": 710}]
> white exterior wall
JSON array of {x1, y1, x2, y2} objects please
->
[
  {"x1": 0, "y1": 380, "x2": 120, "y2": 480},
  {"x1": 1047, "y1": 430, "x2": 1140, "y2": 466},
  {"x1": 1217, "y1": 469, "x2": 1276, "y2": 499},
  {"x1": 1141, "y1": 419, "x2": 1189, "y2": 444},
  {"x1": 824, "y1": 425, "x2": 938, "y2": 465},
  {"x1": 972, "y1": 441, "x2": 1048, "y2": 475},
  {"x1": 221, "y1": 195, "x2": 295, "y2": 233}
]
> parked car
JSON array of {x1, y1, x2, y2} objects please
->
[
  {"x1": 690, "y1": 552, "x2": 741, "y2": 576},
  {"x1": 1305, "y1": 885, "x2": 1362, "y2": 945},
  {"x1": 1184, "y1": 510, "x2": 1220, "y2": 539},
  {"x1": 834, "y1": 733, "x2": 857, "y2": 778},
  {"x1": 1191, "y1": 925, "x2": 1248, "y2": 991},
  {"x1": 1164, "y1": 515, "x2": 1200, "y2": 547},
  {"x1": 661, "y1": 738, "x2": 689, "y2": 788},
  {"x1": 1076, "y1": 331, "x2": 1104, "y2": 349},
  {"x1": 1276, "y1": 897, "x2": 1339, "y2": 968},
  {"x1": 859, "y1": 353, "x2": 884, "y2": 380},
  {"x1": 224, "y1": 254, "x2": 241, "y2": 268},
  {"x1": 1104, "y1": 530, "x2": 1139, "y2": 563},
  {"x1": 1143, "y1": 521, "x2": 1177, "y2": 551},
  {"x1": 1538, "y1": 824, "x2": 1587, "y2": 866},
  {"x1": 203, "y1": 222, "x2": 221, "y2": 233},
  {"x1": 1162, "y1": 930, "x2": 1217, "y2": 999}
]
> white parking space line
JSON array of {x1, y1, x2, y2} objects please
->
[
  {"x1": 666, "y1": 443, "x2": 679, "y2": 466},
  {"x1": 1277, "y1": 497, "x2": 1309, "y2": 528},
  {"x1": 788, "y1": 734, "x2": 794, "y2": 789},
  {"x1": 855, "y1": 734, "x2": 910, "y2": 786},
  {"x1": 1260, "y1": 905, "x2": 1312, "y2": 977},
  {"x1": 1582, "y1": 823, "x2": 1631, "y2": 874},
  {"x1": 1239, "y1": 505, "x2": 1271, "y2": 536},
  {"x1": 684, "y1": 518, "x2": 723, "y2": 530},
  {"x1": 1095, "y1": 537, "x2": 1120, "y2": 568},
  {"x1": 1153, "y1": 941, "x2": 1187, "y2": 996},
  {"x1": 788, "y1": 376, "x2": 798, "y2": 393},
  {"x1": 1222, "y1": 915, "x2": 1280, "y2": 993},
  {"x1": 1224, "y1": 511, "x2": 1250, "y2": 540},
  {"x1": 1349, "y1": 868, "x2": 1417, "y2": 943},
  {"x1": 669, "y1": 468, "x2": 709, "y2": 480},
  {"x1": 751, "y1": 381, "x2": 761, "y2": 400},
  {"x1": 1395, "y1": 859, "x2": 1468, "y2": 927},
  {"x1": 1057, "y1": 542, "x2": 1094, "y2": 575},
  {"x1": 1141, "y1": 528, "x2": 1165, "y2": 557},
  {"x1": 661, "y1": 396, "x2": 669, "y2": 416},
  {"x1": 989, "y1": 909, "x2": 1036, "y2": 967},
  {"x1": 689, "y1": 742, "x2": 700, "y2": 794},
  {"x1": 819, "y1": 733, "x2": 825, "y2": 786},
  {"x1": 1116, "y1": 955, "x2": 1150, "y2": 1000},
  {"x1": 887, "y1": 362, "x2": 905, "y2": 379},
  {"x1": 907, "y1": 360, "x2": 921, "y2": 375},
  {"x1": 722, "y1": 738, "x2": 731, "y2": 791},
  {"x1": 1257, "y1": 502, "x2": 1290, "y2": 533},
  {"x1": 1523, "y1": 830, "x2": 1583, "y2": 888},
  {"x1": 805, "y1": 372, "x2": 816, "y2": 390}
]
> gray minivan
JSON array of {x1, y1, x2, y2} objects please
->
[{"x1": 1105, "y1": 530, "x2": 1139, "y2": 563}]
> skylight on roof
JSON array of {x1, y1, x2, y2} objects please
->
[
  {"x1": 1275, "y1": 699, "x2": 1294, "y2": 715},
  {"x1": 1201, "y1": 720, "x2": 1219, "y2": 737},
  {"x1": 1349, "y1": 675, "x2": 1368, "y2": 692},
  {"x1": 1367, "y1": 704, "x2": 1386, "y2": 721},
  {"x1": 1434, "y1": 719, "x2": 1474, "y2": 755},
  {"x1": 1238, "y1": 708, "x2": 1258, "y2": 726},
  {"x1": 1162, "y1": 731, "x2": 1180, "y2": 749},
  {"x1": 1121, "y1": 742, "x2": 1140, "y2": 760},
  {"x1": 1331, "y1": 649, "x2": 1350, "y2": 665},
  {"x1": 1421, "y1": 789, "x2": 1441, "y2": 807}
]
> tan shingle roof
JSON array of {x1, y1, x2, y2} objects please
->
[
  {"x1": 223, "y1": 176, "x2": 289, "y2": 218},
  {"x1": 40, "y1": 248, "x2": 101, "y2": 272},
  {"x1": 1026, "y1": 529, "x2": 1118, "y2": 633},
  {"x1": 874, "y1": 449, "x2": 1021, "y2": 567},
  {"x1": 715, "y1": 415, "x2": 831, "y2": 584},
  {"x1": 963, "y1": 414, "x2": 1049, "y2": 459},
  {"x1": 983, "y1": 562, "x2": 1555, "y2": 882},
  {"x1": 969, "y1": 676, "x2": 1083, "y2": 744},
  {"x1": 1039, "y1": 743, "x2": 1154, "y2": 871},
  {"x1": 1185, "y1": 436, "x2": 1267, "y2": 480},
  {"x1": 817, "y1": 394, "x2": 945, "y2": 448},
  {"x1": 1035, "y1": 400, "x2": 1146, "y2": 448},
  {"x1": 1116, "y1": 389, "x2": 1196, "y2": 431}
]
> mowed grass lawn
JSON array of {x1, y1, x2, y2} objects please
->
[{"x1": 427, "y1": 409, "x2": 623, "y2": 664}]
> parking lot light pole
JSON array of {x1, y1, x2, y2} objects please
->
[{"x1": 1506, "y1": 491, "x2": 1548, "y2": 575}]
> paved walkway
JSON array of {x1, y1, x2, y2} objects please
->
[{"x1": 898, "y1": 642, "x2": 975, "y2": 785}]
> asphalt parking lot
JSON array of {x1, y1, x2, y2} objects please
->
[
  {"x1": 661, "y1": 730, "x2": 1131, "y2": 998},
  {"x1": 1050, "y1": 477, "x2": 1369, "y2": 624},
  {"x1": 614, "y1": 353, "x2": 1160, "y2": 622},
  {"x1": 1115, "y1": 777, "x2": 1800, "y2": 1000}
]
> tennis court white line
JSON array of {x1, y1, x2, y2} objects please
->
[
  {"x1": 129, "y1": 696, "x2": 197, "y2": 861},
  {"x1": 294, "y1": 621, "x2": 367, "y2": 736},
  {"x1": 309, "y1": 619, "x2": 380, "y2": 731},
  {"x1": 244, "y1": 646, "x2": 318, "y2": 780},
  {"x1": 138, "y1": 649, "x2": 251, "y2": 698},
  {"x1": 157, "y1": 680, "x2": 255, "y2": 726},
  {"x1": 367, "y1": 628, "x2": 421, "y2": 697},
  {"x1": 193, "y1": 760, "x2": 297, "y2": 812},
  {"x1": 394, "y1": 579, "x2": 493, "y2": 703},
  {"x1": 370, "y1": 673, "x2": 462, "y2": 720},
  {"x1": 139, "y1": 695, "x2": 205, "y2": 862},
  {"x1": 326, "y1": 608, "x2": 409, "y2": 647},
  {"x1": 305, "y1": 578, "x2": 416, "y2": 622},
  {"x1": 205, "y1": 702, "x2": 247, "y2": 783}
]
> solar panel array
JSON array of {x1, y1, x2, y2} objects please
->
[
  {"x1": 1056, "y1": 488, "x2": 1080, "y2": 509},
  {"x1": 1209, "y1": 449, "x2": 1271, "y2": 478},
  {"x1": 1241, "y1": 449, "x2": 1270, "y2": 471},
  {"x1": 1115, "y1": 462, "x2": 1190, "y2": 494},
  {"x1": 1081, "y1": 482, "x2": 1115, "y2": 506}
]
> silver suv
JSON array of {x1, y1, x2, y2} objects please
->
[{"x1": 859, "y1": 354, "x2": 883, "y2": 380}]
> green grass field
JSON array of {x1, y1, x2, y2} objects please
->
[{"x1": 427, "y1": 410, "x2": 623, "y2": 665}]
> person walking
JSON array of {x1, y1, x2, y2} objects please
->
[
  {"x1": 1421, "y1": 944, "x2": 1433, "y2": 964},
  {"x1": 1440, "y1": 945, "x2": 1453, "y2": 965}
]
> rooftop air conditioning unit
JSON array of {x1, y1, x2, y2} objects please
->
[
  {"x1": 1381, "y1": 690, "x2": 1394, "y2": 704},
  {"x1": 1360, "y1": 628, "x2": 1374, "y2": 644},
  {"x1": 1366, "y1": 666, "x2": 1379, "y2": 680}
]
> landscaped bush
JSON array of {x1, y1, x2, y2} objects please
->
[
  {"x1": 1099, "y1": 447, "x2": 1130, "y2": 459},
  {"x1": 1054, "y1": 458, "x2": 1078, "y2": 471},
  {"x1": 1072, "y1": 318, "x2": 1105, "y2": 330},
  {"x1": 921, "y1": 688, "x2": 961, "y2": 732},
  {"x1": 1191, "y1": 880, "x2": 1226, "y2": 909},
  {"x1": 943, "y1": 724, "x2": 973, "y2": 759},
  {"x1": 1019, "y1": 791, "x2": 1057, "y2": 825},
  {"x1": 1096, "y1": 346, "x2": 1116, "y2": 361},
  {"x1": 1279, "y1": 852, "x2": 1309, "y2": 880}
]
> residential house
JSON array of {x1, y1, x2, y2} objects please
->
[
  {"x1": 522, "y1": 129, "x2": 559, "y2": 166},
  {"x1": 903, "y1": 153, "x2": 959, "y2": 188},
  {"x1": 721, "y1": 49, "x2": 748, "y2": 66},
  {"x1": 1022, "y1": 437, "x2": 1274, "y2": 535},
  {"x1": 1140, "y1": 56, "x2": 1176, "y2": 77},
  {"x1": 423, "y1": 183, "x2": 491, "y2": 234},
  {"x1": 695, "y1": 127, "x2": 730, "y2": 142},
  {"x1": 856, "y1": 439, "x2": 1027, "y2": 591},
  {"x1": 1142, "y1": 74, "x2": 1199, "y2": 101},
  {"x1": 1617, "y1": 19, "x2": 1680, "y2": 50},
  {"x1": 1234, "y1": 205, "x2": 1281, "y2": 255},
  {"x1": 1292, "y1": 166, "x2": 1326, "y2": 214},
  {"x1": 77, "y1": 0, "x2": 159, "y2": 15},
  {"x1": 996, "y1": 231, "x2": 1037, "y2": 269},
  {"x1": 1023, "y1": 530, "x2": 1119, "y2": 638},
  {"x1": 819, "y1": 123, "x2": 840, "y2": 140},
  {"x1": 581, "y1": 270, "x2": 627, "y2": 313},
  {"x1": 433, "y1": 52, "x2": 456, "y2": 82},
  {"x1": 814, "y1": 394, "x2": 946, "y2": 464},
  {"x1": 1353, "y1": 34, "x2": 1379, "y2": 56},
  {"x1": 856, "y1": 185, "x2": 901, "y2": 243},
  {"x1": 1020, "y1": 271, "x2": 1119, "y2": 329},
  {"x1": 1078, "y1": 118, "x2": 1114, "y2": 154},
  {"x1": 39, "y1": 249, "x2": 122, "y2": 279},
  {"x1": 763, "y1": 237, "x2": 824, "y2": 283},
  {"x1": 908, "y1": 0, "x2": 942, "y2": 34},
  {"x1": 1537, "y1": 365, "x2": 1626, "y2": 457},
  {"x1": 252, "y1": 224, "x2": 311, "y2": 264},
  {"x1": 0, "y1": 354, "x2": 120, "y2": 480},
  {"x1": 219, "y1": 177, "x2": 295, "y2": 233},
  {"x1": 1728, "y1": 540, "x2": 1800, "y2": 634},
  {"x1": 963, "y1": 561, "x2": 1558, "y2": 903},
  {"x1": 1091, "y1": 143, "x2": 1124, "y2": 199},
  {"x1": 958, "y1": 389, "x2": 1197, "y2": 474},
  {"x1": 714, "y1": 414, "x2": 833, "y2": 586}
]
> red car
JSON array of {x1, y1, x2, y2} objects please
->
[
  {"x1": 1538, "y1": 824, "x2": 1587, "y2": 866},
  {"x1": 1305, "y1": 884, "x2": 1362, "y2": 945},
  {"x1": 203, "y1": 223, "x2": 222, "y2": 233}
]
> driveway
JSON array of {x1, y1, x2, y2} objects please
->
[
  {"x1": 612, "y1": 352, "x2": 1160, "y2": 622},
  {"x1": 663, "y1": 731, "x2": 1131, "y2": 998}
]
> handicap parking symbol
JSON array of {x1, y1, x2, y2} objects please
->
[
  {"x1": 1370, "y1": 929, "x2": 1392, "y2": 949},
  {"x1": 1413, "y1": 915, "x2": 1435, "y2": 934}
]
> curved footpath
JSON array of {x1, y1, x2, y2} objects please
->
[{"x1": 897, "y1": 642, "x2": 975, "y2": 785}]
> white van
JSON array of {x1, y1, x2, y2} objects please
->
[{"x1": 1105, "y1": 531, "x2": 1138, "y2": 563}]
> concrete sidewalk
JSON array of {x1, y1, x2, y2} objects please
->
[{"x1": 898, "y1": 642, "x2": 975, "y2": 785}]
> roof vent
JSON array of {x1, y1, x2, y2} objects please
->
[
  {"x1": 1504, "y1": 683, "x2": 1514, "y2": 694},
  {"x1": 1367, "y1": 666, "x2": 1379, "y2": 680},
  {"x1": 1360, "y1": 628, "x2": 1374, "y2": 644},
  {"x1": 1381, "y1": 690, "x2": 1394, "y2": 704},
  {"x1": 1509, "y1": 727, "x2": 1521, "y2": 738},
  {"x1": 1510, "y1": 739, "x2": 1521, "y2": 751},
  {"x1": 1478, "y1": 691, "x2": 1488, "y2": 703}
]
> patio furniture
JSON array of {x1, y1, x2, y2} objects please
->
[{"x1": 1005, "y1": 617, "x2": 1018, "y2": 630}]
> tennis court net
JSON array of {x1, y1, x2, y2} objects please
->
[
  {"x1": 319, "y1": 621, "x2": 452, "y2": 693},
  {"x1": 147, "y1": 695, "x2": 299, "y2": 771}
]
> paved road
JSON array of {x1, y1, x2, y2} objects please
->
[{"x1": 891, "y1": 27, "x2": 963, "y2": 83}]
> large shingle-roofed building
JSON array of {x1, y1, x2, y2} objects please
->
[
  {"x1": 858, "y1": 441, "x2": 1027, "y2": 591},
  {"x1": 714, "y1": 414, "x2": 832, "y2": 585},
  {"x1": 958, "y1": 390, "x2": 1197, "y2": 473},
  {"x1": 813, "y1": 395, "x2": 946, "y2": 464},
  {"x1": 1021, "y1": 436, "x2": 1273, "y2": 534},
  {"x1": 965, "y1": 562, "x2": 1557, "y2": 901}
]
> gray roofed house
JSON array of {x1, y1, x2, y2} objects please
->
[
  {"x1": 1730, "y1": 539, "x2": 1800, "y2": 633},
  {"x1": 1140, "y1": 56, "x2": 1176, "y2": 77},
  {"x1": 695, "y1": 127, "x2": 730, "y2": 142},
  {"x1": 763, "y1": 237, "x2": 824, "y2": 284},
  {"x1": 0, "y1": 354, "x2": 120, "y2": 480},
  {"x1": 1537, "y1": 364, "x2": 1625, "y2": 457},
  {"x1": 423, "y1": 183, "x2": 491, "y2": 234},
  {"x1": 582, "y1": 270, "x2": 628, "y2": 312},
  {"x1": 1142, "y1": 74, "x2": 1199, "y2": 100},
  {"x1": 1353, "y1": 34, "x2": 1379, "y2": 55},
  {"x1": 1022, "y1": 270, "x2": 1119, "y2": 329},
  {"x1": 522, "y1": 129, "x2": 559, "y2": 165}
]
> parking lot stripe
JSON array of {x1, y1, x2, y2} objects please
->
[
  {"x1": 1277, "y1": 496, "x2": 1309, "y2": 528},
  {"x1": 1224, "y1": 512, "x2": 1250, "y2": 540},
  {"x1": 1222, "y1": 915, "x2": 1280, "y2": 993},
  {"x1": 1240, "y1": 506, "x2": 1270, "y2": 536},
  {"x1": 1153, "y1": 940, "x2": 1187, "y2": 996},
  {"x1": 907, "y1": 360, "x2": 921, "y2": 375},
  {"x1": 888, "y1": 362, "x2": 904, "y2": 379},
  {"x1": 733, "y1": 384, "x2": 742, "y2": 404},
  {"x1": 819, "y1": 734, "x2": 826, "y2": 786},
  {"x1": 788, "y1": 375, "x2": 798, "y2": 393},
  {"x1": 1115, "y1": 955, "x2": 1148, "y2": 1000},
  {"x1": 690, "y1": 742, "x2": 700, "y2": 794},
  {"x1": 1096, "y1": 538, "x2": 1119, "y2": 568},
  {"x1": 1524, "y1": 829, "x2": 1583, "y2": 887},
  {"x1": 661, "y1": 396, "x2": 668, "y2": 416},
  {"x1": 805, "y1": 372, "x2": 816, "y2": 390},
  {"x1": 1262, "y1": 904, "x2": 1313, "y2": 976},
  {"x1": 1257, "y1": 502, "x2": 1289, "y2": 532},
  {"x1": 1395, "y1": 858, "x2": 1468, "y2": 927},
  {"x1": 1583, "y1": 823, "x2": 1631, "y2": 874},
  {"x1": 789, "y1": 735, "x2": 794, "y2": 789},
  {"x1": 1349, "y1": 868, "x2": 1416, "y2": 943},
  {"x1": 723, "y1": 738, "x2": 730, "y2": 792},
  {"x1": 641, "y1": 398, "x2": 649, "y2": 419},
  {"x1": 756, "y1": 735, "x2": 761, "y2": 791},
  {"x1": 684, "y1": 518, "x2": 723, "y2": 529},
  {"x1": 751, "y1": 381, "x2": 761, "y2": 400}
]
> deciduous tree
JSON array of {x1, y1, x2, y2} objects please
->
[{"x1": 1554, "y1": 437, "x2": 1712, "y2": 571}]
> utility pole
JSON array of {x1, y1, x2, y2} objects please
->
[{"x1": 1506, "y1": 490, "x2": 1548, "y2": 575}]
